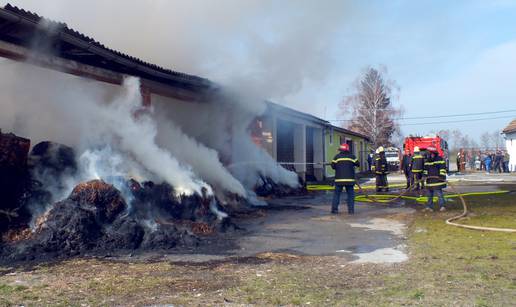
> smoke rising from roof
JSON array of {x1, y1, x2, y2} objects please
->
[
  {"x1": 5, "y1": 0, "x2": 357, "y2": 105},
  {"x1": 0, "y1": 1, "x2": 306, "y2": 210}
]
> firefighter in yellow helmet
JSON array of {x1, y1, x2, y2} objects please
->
[{"x1": 374, "y1": 146, "x2": 389, "y2": 192}]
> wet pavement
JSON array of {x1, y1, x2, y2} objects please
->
[
  {"x1": 231, "y1": 193, "x2": 412, "y2": 263},
  {"x1": 139, "y1": 177, "x2": 514, "y2": 265},
  {"x1": 161, "y1": 180, "x2": 515, "y2": 264},
  {"x1": 155, "y1": 191, "x2": 415, "y2": 265}
]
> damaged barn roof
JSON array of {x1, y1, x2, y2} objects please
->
[{"x1": 0, "y1": 3, "x2": 213, "y2": 94}]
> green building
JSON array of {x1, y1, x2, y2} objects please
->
[{"x1": 324, "y1": 125, "x2": 372, "y2": 178}]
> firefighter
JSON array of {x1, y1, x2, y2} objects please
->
[
  {"x1": 423, "y1": 147, "x2": 447, "y2": 212},
  {"x1": 401, "y1": 149, "x2": 412, "y2": 188},
  {"x1": 331, "y1": 143, "x2": 360, "y2": 214},
  {"x1": 374, "y1": 146, "x2": 389, "y2": 192},
  {"x1": 411, "y1": 146, "x2": 425, "y2": 192}
]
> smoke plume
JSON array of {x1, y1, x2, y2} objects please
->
[
  {"x1": 0, "y1": 60, "x2": 208, "y2": 196},
  {"x1": 6, "y1": 0, "x2": 357, "y2": 109}
]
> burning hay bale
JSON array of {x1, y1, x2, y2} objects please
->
[
  {"x1": 28, "y1": 141, "x2": 77, "y2": 179},
  {"x1": 0, "y1": 131, "x2": 30, "y2": 233},
  {"x1": 68, "y1": 180, "x2": 126, "y2": 223},
  {"x1": 22, "y1": 141, "x2": 78, "y2": 216},
  {"x1": 0, "y1": 179, "x2": 222, "y2": 261},
  {"x1": 0, "y1": 132, "x2": 299, "y2": 262}
]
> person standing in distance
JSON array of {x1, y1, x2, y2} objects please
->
[
  {"x1": 374, "y1": 146, "x2": 389, "y2": 192},
  {"x1": 401, "y1": 149, "x2": 413, "y2": 189}
]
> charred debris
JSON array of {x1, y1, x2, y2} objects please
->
[{"x1": 0, "y1": 131, "x2": 306, "y2": 262}]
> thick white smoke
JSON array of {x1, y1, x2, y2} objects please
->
[
  {"x1": 0, "y1": 57, "x2": 298, "y2": 209},
  {"x1": 0, "y1": 1, "x2": 320, "y2": 205},
  {"x1": 154, "y1": 117, "x2": 246, "y2": 197},
  {"x1": 0, "y1": 60, "x2": 209, "y2": 196},
  {"x1": 5, "y1": 0, "x2": 357, "y2": 113},
  {"x1": 152, "y1": 89, "x2": 299, "y2": 190}
]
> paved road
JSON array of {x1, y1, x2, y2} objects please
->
[
  {"x1": 232, "y1": 194, "x2": 412, "y2": 263},
  {"x1": 156, "y1": 178, "x2": 514, "y2": 265}
]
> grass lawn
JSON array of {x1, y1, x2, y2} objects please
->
[{"x1": 0, "y1": 193, "x2": 515, "y2": 306}]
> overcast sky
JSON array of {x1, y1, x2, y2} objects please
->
[{"x1": 3, "y1": 0, "x2": 516, "y2": 138}]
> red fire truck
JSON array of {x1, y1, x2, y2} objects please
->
[{"x1": 403, "y1": 135, "x2": 449, "y2": 171}]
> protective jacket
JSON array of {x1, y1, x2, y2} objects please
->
[
  {"x1": 331, "y1": 151, "x2": 359, "y2": 185},
  {"x1": 374, "y1": 153, "x2": 388, "y2": 175},
  {"x1": 401, "y1": 154, "x2": 412, "y2": 173},
  {"x1": 411, "y1": 153, "x2": 425, "y2": 173},
  {"x1": 424, "y1": 155, "x2": 447, "y2": 190}
]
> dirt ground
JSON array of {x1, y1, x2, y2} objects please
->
[{"x1": 1, "y1": 180, "x2": 515, "y2": 306}]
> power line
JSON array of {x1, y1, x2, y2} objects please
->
[
  {"x1": 398, "y1": 109, "x2": 516, "y2": 120},
  {"x1": 398, "y1": 115, "x2": 515, "y2": 126},
  {"x1": 327, "y1": 109, "x2": 516, "y2": 122}
]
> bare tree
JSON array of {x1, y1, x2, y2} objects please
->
[
  {"x1": 451, "y1": 129, "x2": 463, "y2": 151},
  {"x1": 491, "y1": 130, "x2": 505, "y2": 149},
  {"x1": 480, "y1": 132, "x2": 491, "y2": 149},
  {"x1": 339, "y1": 66, "x2": 402, "y2": 147},
  {"x1": 470, "y1": 139, "x2": 479, "y2": 149},
  {"x1": 436, "y1": 129, "x2": 451, "y2": 143},
  {"x1": 460, "y1": 135, "x2": 471, "y2": 149}
]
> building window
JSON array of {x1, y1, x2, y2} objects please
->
[
  {"x1": 329, "y1": 127, "x2": 333, "y2": 145},
  {"x1": 346, "y1": 139, "x2": 354, "y2": 154}
]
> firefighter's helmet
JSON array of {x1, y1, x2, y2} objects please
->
[
  {"x1": 339, "y1": 143, "x2": 350, "y2": 152},
  {"x1": 414, "y1": 146, "x2": 420, "y2": 152},
  {"x1": 376, "y1": 146, "x2": 384, "y2": 154}
]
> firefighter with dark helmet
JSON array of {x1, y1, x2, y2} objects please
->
[
  {"x1": 374, "y1": 146, "x2": 389, "y2": 192},
  {"x1": 411, "y1": 146, "x2": 425, "y2": 192},
  {"x1": 331, "y1": 143, "x2": 359, "y2": 214},
  {"x1": 423, "y1": 147, "x2": 447, "y2": 212},
  {"x1": 401, "y1": 149, "x2": 412, "y2": 188}
]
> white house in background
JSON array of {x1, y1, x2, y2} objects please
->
[{"x1": 502, "y1": 119, "x2": 516, "y2": 172}]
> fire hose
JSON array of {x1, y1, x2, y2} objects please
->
[
  {"x1": 443, "y1": 181, "x2": 516, "y2": 233},
  {"x1": 310, "y1": 177, "x2": 516, "y2": 233}
]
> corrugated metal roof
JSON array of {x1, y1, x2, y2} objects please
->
[
  {"x1": 266, "y1": 101, "x2": 329, "y2": 126},
  {"x1": 0, "y1": 3, "x2": 213, "y2": 91},
  {"x1": 503, "y1": 119, "x2": 516, "y2": 134}
]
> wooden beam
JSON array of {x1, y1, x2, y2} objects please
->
[{"x1": 0, "y1": 39, "x2": 210, "y2": 103}]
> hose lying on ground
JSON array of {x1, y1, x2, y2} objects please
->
[
  {"x1": 444, "y1": 181, "x2": 516, "y2": 233},
  {"x1": 309, "y1": 178, "x2": 516, "y2": 233}
]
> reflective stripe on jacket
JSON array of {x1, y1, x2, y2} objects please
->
[
  {"x1": 374, "y1": 153, "x2": 388, "y2": 175},
  {"x1": 424, "y1": 157, "x2": 447, "y2": 189},
  {"x1": 331, "y1": 152, "x2": 359, "y2": 185},
  {"x1": 411, "y1": 154, "x2": 425, "y2": 172}
]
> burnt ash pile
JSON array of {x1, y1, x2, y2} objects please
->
[
  {"x1": 0, "y1": 131, "x2": 301, "y2": 262},
  {"x1": 0, "y1": 133, "x2": 227, "y2": 262},
  {"x1": 1, "y1": 176, "x2": 233, "y2": 261},
  {"x1": 0, "y1": 131, "x2": 31, "y2": 233},
  {"x1": 2, "y1": 179, "x2": 221, "y2": 261}
]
